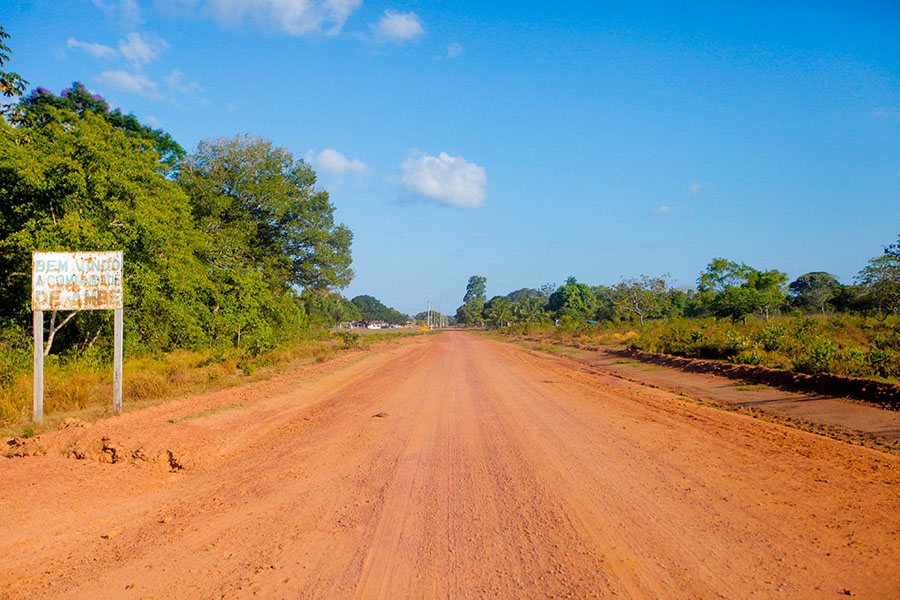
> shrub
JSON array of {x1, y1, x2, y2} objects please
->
[
  {"x1": 792, "y1": 338, "x2": 838, "y2": 374},
  {"x1": 755, "y1": 323, "x2": 787, "y2": 352}
]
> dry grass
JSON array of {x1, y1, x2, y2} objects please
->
[{"x1": 0, "y1": 331, "x2": 413, "y2": 437}]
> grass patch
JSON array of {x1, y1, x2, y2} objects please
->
[
  {"x1": 167, "y1": 402, "x2": 243, "y2": 424},
  {"x1": 612, "y1": 359, "x2": 637, "y2": 365},
  {"x1": 0, "y1": 329, "x2": 414, "y2": 435},
  {"x1": 733, "y1": 383, "x2": 770, "y2": 391}
]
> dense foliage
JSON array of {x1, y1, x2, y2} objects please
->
[
  {"x1": 0, "y1": 26, "x2": 27, "y2": 116},
  {"x1": 1, "y1": 81, "x2": 356, "y2": 360},
  {"x1": 350, "y1": 295, "x2": 409, "y2": 324},
  {"x1": 455, "y1": 238, "x2": 899, "y2": 332}
]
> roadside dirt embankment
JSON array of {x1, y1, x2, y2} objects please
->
[{"x1": 602, "y1": 347, "x2": 900, "y2": 410}]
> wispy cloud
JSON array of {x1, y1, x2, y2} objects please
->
[
  {"x1": 67, "y1": 38, "x2": 118, "y2": 59},
  {"x1": 176, "y1": 0, "x2": 362, "y2": 36},
  {"x1": 395, "y1": 150, "x2": 486, "y2": 209},
  {"x1": 444, "y1": 42, "x2": 463, "y2": 59},
  {"x1": 689, "y1": 182, "x2": 714, "y2": 196},
  {"x1": 119, "y1": 32, "x2": 169, "y2": 68},
  {"x1": 91, "y1": 0, "x2": 142, "y2": 27},
  {"x1": 372, "y1": 10, "x2": 424, "y2": 43},
  {"x1": 871, "y1": 106, "x2": 898, "y2": 118},
  {"x1": 164, "y1": 69, "x2": 203, "y2": 94},
  {"x1": 305, "y1": 148, "x2": 369, "y2": 175},
  {"x1": 96, "y1": 70, "x2": 163, "y2": 100},
  {"x1": 650, "y1": 205, "x2": 671, "y2": 216}
]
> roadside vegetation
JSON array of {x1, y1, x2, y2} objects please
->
[
  {"x1": 0, "y1": 328, "x2": 414, "y2": 436},
  {"x1": 0, "y1": 31, "x2": 416, "y2": 431},
  {"x1": 456, "y1": 239, "x2": 900, "y2": 385}
]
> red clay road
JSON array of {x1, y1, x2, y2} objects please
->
[{"x1": 2, "y1": 331, "x2": 899, "y2": 599}]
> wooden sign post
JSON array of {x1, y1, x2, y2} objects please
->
[{"x1": 32, "y1": 251, "x2": 124, "y2": 423}]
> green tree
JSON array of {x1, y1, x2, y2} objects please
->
[
  {"x1": 748, "y1": 269, "x2": 788, "y2": 321},
  {"x1": 698, "y1": 259, "x2": 787, "y2": 322},
  {"x1": 710, "y1": 287, "x2": 762, "y2": 324},
  {"x1": 856, "y1": 254, "x2": 900, "y2": 315},
  {"x1": 513, "y1": 295, "x2": 547, "y2": 323},
  {"x1": 456, "y1": 275, "x2": 487, "y2": 325},
  {"x1": 789, "y1": 272, "x2": 841, "y2": 315},
  {"x1": 484, "y1": 296, "x2": 513, "y2": 327},
  {"x1": 178, "y1": 135, "x2": 353, "y2": 292},
  {"x1": 610, "y1": 275, "x2": 670, "y2": 327},
  {"x1": 591, "y1": 285, "x2": 616, "y2": 321},
  {"x1": 16, "y1": 82, "x2": 184, "y2": 170},
  {"x1": 455, "y1": 301, "x2": 484, "y2": 325},
  {"x1": 0, "y1": 26, "x2": 27, "y2": 116},
  {"x1": 548, "y1": 277, "x2": 597, "y2": 321},
  {"x1": 463, "y1": 275, "x2": 487, "y2": 304},
  {"x1": 301, "y1": 290, "x2": 360, "y2": 327},
  {"x1": 350, "y1": 295, "x2": 408, "y2": 324},
  {"x1": 0, "y1": 106, "x2": 212, "y2": 352}
]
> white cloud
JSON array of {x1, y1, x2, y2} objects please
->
[
  {"x1": 397, "y1": 151, "x2": 486, "y2": 209},
  {"x1": 306, "y1": 148, "x2": 369, "y2": 175},
  {"x1": 689, "y1": 182, "x2": 714, "y2": 196},
  {"x1": 96, "y1": 70, "x2": 163, "y2": 100},
  {"x1": 67, "y1": 38, "x2": 118, "y2": 59},
  {"x1": 92, "y1": 0, "x2": 142, "y2": 26},
  {"x1": 119, "y1": 32, "x2": 169, "y2": 68},
  {"x1": 164, "y1": 69, "x2": 204, "y2": 94},
  {"x1": 445, "y1": 42, "x2": 463, "y2": 58},
  {"x1": 650, "y1": 205, "x2": 671, "y2": 216},
  {"x1": 373, "y1": 10, "x2": 424, "y2": 43},
  {"x1": 182, "y1": 0, "x2": 362, "y2": 35},
  {"x1": 163, "y1": 69, "x2": 208, "y2": 104},
  {"x1": 144, "y1": 115, "x2": 163, "y2": 128}
]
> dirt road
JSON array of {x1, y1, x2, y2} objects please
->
[{"x1": 2, "y1": 331, "x2": 899, "y2": 599}]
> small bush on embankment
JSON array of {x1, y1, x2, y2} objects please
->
[
  {"x1": 492, "y1": 315, "x2": 900, "y2": 384},
  {"x1": 0, "y1": 328, "x2": 409, "y2": 436}
]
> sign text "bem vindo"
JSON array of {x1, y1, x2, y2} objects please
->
[{"x1": 32, "y1": 251, "x2": 124, "y2": 311}]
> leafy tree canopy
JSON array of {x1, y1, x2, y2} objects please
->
[
  {"x1": 548, "y1": 277, "x2": 597, "y2": 320},
  {"x1": 15, "y1": 82, "x2": 184, "y2": 170},
  {"x1": 178, "y1": 135, "x2": 353, "y2": 293},
  {"x1": 505, "y1": 288, "x2": 541, "y2": 303},
  {"x1": 610, "y1": 275, "x2": 670, "y2": 327},
  {"x1": 697, "y1": 258, "x2": 753, "y2": 295},
  {"x1": 0, "y1": 26, "x2": 27, "y2": 113},
  {"x1": 698, "y1": 259, "x2": 787, "y2": 322},
  {"x1": 350, "y1": 295, "x2": 408, "y2": 324},
  {"x1": 0, "y1": 106, "x2": 212, "y2": 351},
  {"x1": 484, "y1": 295, "x2": 514, "y2": 327},
  {"x1": 463, "y1": 275, "x2": 487, "y2": 305},
  {"x1": 856, "y1": 253, "x2": 900, "y2": 315},
  {"x1": 789, "y1": 272, "x2": 841, "y2": 315}
]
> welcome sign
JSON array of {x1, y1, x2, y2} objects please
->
[{"x1": 32, "y1": 251, "x2": 123, "y2": 311}]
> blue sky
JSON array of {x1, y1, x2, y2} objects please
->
[{"x1": 4, "y1": 0, "x2": 899, "y2": 316}]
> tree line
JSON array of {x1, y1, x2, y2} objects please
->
[
  {"x1": 455, "y1": 242, "x2": 900, "y2": 328},
  {"x1": 1, "y1": 59, "x2": 355, "y2": 357}
]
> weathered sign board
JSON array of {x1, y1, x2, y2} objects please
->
[
  {"x1": 32, "y1": 251, "x2": 124, "y2": 423},
  {"x1": 32, "y1": 251, "x2": 123, "y2": 311}
]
